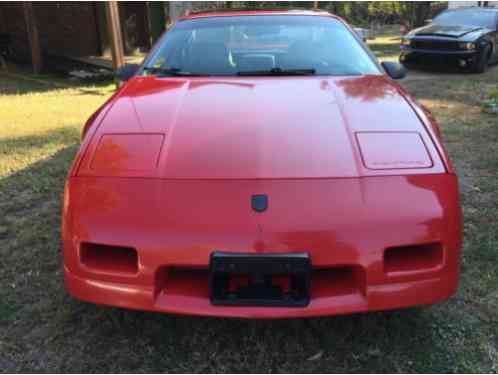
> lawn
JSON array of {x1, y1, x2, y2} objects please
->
[
  {"x1": 1, "y1": 41, "x2": 497, "y2": 372},
  {"x1": 367, "y1": 26, "x2": 402, "y2": 62}
]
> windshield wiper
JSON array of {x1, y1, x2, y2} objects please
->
[
  {"x1": 142, "y1": 66, "x2": 204, "y2": 77},
  {"x1": 237, "y1": 67, "x2": 316, "y2": 76}
]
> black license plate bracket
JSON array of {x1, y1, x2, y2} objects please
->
[{"x1": 209, "y1": 252, "x2": 311, "y2": 307}]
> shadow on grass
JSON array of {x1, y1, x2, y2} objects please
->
[
  {"x1": 0, "y1": 127, "x2": 80, "y2": 205},
  {"x1": 0, "y1": 73, "x2": 113, "y2": 97},
  {"x1": 55, "y1": 302, "x2": 449, "y2": 373},
  {"x1": 0, "y1": 141, "x2": 78, "y2": 328},
  {"x1": 0, "y1": 127, "x2": 79, "y2": 155}
]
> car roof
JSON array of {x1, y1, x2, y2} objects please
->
[{"x1": 179, "y1": 8, "x2": 337, "y2": 21}]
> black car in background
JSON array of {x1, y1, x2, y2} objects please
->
[{"x1": 400, "y1": 7, "x2": 498, "y2": 73}]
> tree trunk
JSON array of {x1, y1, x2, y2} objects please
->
[
  {"x1": 105, "y1": 1, "x2": 125, "y2": 70},
  {"x1": 23, "y1": 2, "x2": 42, "y2": 73},
  {"x1": 413, "y1": 2, "x2": 431, "y2": 28},
  {"x1": 169, "y1": 1, "x2": 192, "y2": 24}
]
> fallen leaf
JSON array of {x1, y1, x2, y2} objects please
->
[{"x1": 307, "y1": 350, "x2": 323, "y2": 361}]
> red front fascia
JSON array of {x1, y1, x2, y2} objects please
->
[
  {"x1": 63, "y1": 173, "x2": 462, "y2": 318},
  {"x1": 62, "y1": 11, "x2": 461, "y2": 318}
]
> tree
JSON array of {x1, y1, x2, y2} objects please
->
[
  {"x1": 168, "y1": 1, "x2": 192, "y2": 24},
  {"x1": 412, "y1": 1, "x2": 431, "y2": 28}
]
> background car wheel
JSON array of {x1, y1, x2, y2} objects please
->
[{"x1": 473, "y1": 44, "x2": 491, "y2": 74}]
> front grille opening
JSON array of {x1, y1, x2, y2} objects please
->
[
  {"x1": 384, "y1": 243, "x2": 443, "y2": 274},
  {"x1": 312, "y1": 266, "x2": 366, "y2": 297},
  {"x1": 155, "y1": 265, "x2": 366, "y2": 302},
  {"x1": 80, "y1": 243, "x2": 138, "y2": 274},
  {"x1": 411, "y1": 40, "x2": 459, "y2": 51},
  {"x1": 155, "y1": 268, "x2": 209, "y2": 298}
]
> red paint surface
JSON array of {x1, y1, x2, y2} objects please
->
[
  {"x1": 63, "y1": 10, "x2": 462, "y2": 318},
  {"x1": 356, "y1": 132, "x2": 433, "y2": 170}
]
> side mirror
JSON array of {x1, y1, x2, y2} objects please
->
[
  {"x1": 115, "y1": 64, "x2": 140, "y2": 81},
  {"x1": 381, "y1": 61, "x2": 407, "y2": 80}
]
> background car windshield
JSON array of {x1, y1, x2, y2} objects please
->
[
  {"x1": 144, "y1": 15, "x2": 380, "y2": 76},
  {"x1": 434, "y1": 9, "x2": 497, "y2": 29}
]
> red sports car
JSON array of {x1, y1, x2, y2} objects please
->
[{"x1": 63, "y1": 9, "x2": 462, "y2": 318}]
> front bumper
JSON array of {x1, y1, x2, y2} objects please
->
[
  {"x1": 65, "y1": 268, "x2": 458, "y2": 318},
  {"x1": 63, "y1": 174, "x2": 462, "y2": 318},
  {"x1": 400, "y1": 46, "x2": 478, "y2": 68}
]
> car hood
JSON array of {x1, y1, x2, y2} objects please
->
[
  {"x1": 80, "y1": 75, "x2": 445, "y2": 179},
  {"x1": 409, "y1": 23, "x2": 486, "y2": 39}
]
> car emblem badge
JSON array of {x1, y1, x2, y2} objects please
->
[{"x1": 251, "y1": 195, "x2": 268, "y2": 213}]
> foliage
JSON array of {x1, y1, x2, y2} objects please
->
[
  {"x1": 481, "y1": 89, "x2": 498, "y2": 114},
  {"x1": 323, "y1": 2, "x2": 444, "y2": 27},
  {"x1": 490, "y1": 89, "x2": 498, "y2": 101},
  {"x1": 194, "y1": 2, "x2": 449, "y2": 27}
]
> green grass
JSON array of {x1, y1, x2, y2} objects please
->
[
  {"x1": 367, "y1": 36, "x2": 401, "y2": 61},
  {"x1": 367, "y1": 26, "x2": 402, "y2": 62},
  {"x1": 1, "y1": 39, "x2": 498, "y2": 372}
]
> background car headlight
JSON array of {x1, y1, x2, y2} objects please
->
[{"x1": 459, "y1": 42, "x2": 476, "y2": 50}]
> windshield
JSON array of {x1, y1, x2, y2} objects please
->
[
  {"x1": 143, "y1": 15, "x2": 380, "y2": 77},
  {"x1": 434, "y1": 9, "x2": 497, "y2": 29}
]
